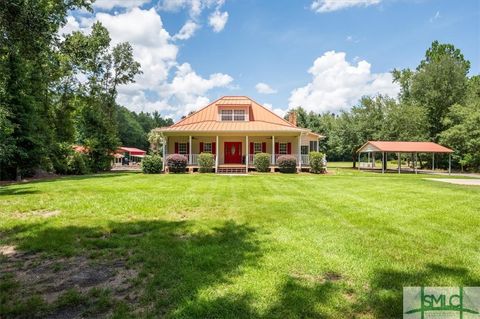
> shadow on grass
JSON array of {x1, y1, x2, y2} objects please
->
[
  {"x1": 0, "y1": 219, "x2": 262, "y2": 318},
  {"x1": 0, "y1": 187, "x2": 41, "y2": 196},
  {"x1": 353, "y1": 264, "x2": 480, "y2": 318}
]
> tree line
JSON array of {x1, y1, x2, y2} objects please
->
[
  {"x1": 0, "y1": 0, "x2": 171, "y2": 180},
  {"x1": 287, "y1": 41, "x2": 479, "y2": 171}
]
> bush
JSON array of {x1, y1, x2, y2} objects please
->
[
  {"x1": 198, "y1": 153, "x2": 215, "y2": 173},
  {"x1": 253, "y1": 153, "x2": 270, "y2": 172},
  {"x1": 277, "y1": 155, "x2": 297, "y2": 173},
  {"x1": 67, "y1": 152, "x2": 89, "y2": 175},
  {"x1": 142, "y1": 154, "x2": 163, "y2": 174},
  {"x1": 309, "y1": 151, "x2": 326, "y2": 174},
  {"x1": 166, "y1": 154, "x2": 187, "y2": 173}
]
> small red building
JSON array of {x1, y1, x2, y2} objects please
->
[{"x1": 114, "y1": 147, "x2": 147, "y2": 165}]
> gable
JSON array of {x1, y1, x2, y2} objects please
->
[{"x1": 170, "y1": 96, "x2": 295, "y2": 128}]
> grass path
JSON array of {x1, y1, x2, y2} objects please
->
[{"x1": 1, "y1": 170, "x2": 479, "y2": 318}]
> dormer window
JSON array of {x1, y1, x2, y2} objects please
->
[{"x1": 220, "y1": 109, "x2": 246, "y2": 121}]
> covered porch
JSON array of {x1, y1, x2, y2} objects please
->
[{"x1": 162, "y1": 133, "x2": 321, "y2": 173}]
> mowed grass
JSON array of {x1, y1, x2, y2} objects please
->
[{"x1": 1, "y1": 170, "x2": 479, "y2": 318}]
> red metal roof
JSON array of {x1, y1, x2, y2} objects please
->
[
  {"x1": 117, "y1": 147, "x2": 146, "y2": 154},
  {"x1": 155, "y1": 96, "x2": 323, "y2": 137},
  {"x1": 357, "y1": 141, "x2": 453, "y2": 153}
]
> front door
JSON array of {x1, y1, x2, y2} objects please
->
[{"x1": 224, "y1": 142, "x2": 242, "y2": 164}]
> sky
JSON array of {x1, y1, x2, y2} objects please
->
[{"x1": 62, "y1": 0, "x2": 480, "y2": 119}]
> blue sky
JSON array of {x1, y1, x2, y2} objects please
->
[{"x1": 64, "y1": 0, "x2": 480, "y2": 119}]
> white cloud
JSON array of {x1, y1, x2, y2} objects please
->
[
  {"x1": 346, "y1": 35, "x2": 360, "y2": 43},
  {"x1": 61, "y1": 7, "x2": 233, "y2": 117},
  {"x1": 255, "y1": 82, "x2": 277, "y2": 94},
  {"x1": 311, "y1": 0, "x2": 381, "y2": 13},
  {"x1": 263, "y1": 103, "x2": 286, "y2": 118},
  {"x1": 208, "y1": 10, "x2": 229, "y2": 32},
  {"x1": 429, "y1": 11, "x2": 441, "y2": 23},
  {"x1": 93, "y1": 0, "x2": 151, "y2": 10},
  {"x1": 159, "y1": 0, "x2": 225, "y2": 18},
  {"x1": 59, "y1": 16, "x2": 80, "y2": 35},
  {"x1": 288, "y1": 51, "x2": 399, "y2": 113},
  {"x1": 173, "y1": 20, "x2": 200, "y2": 40}
]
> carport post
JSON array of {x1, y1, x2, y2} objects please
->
[
  {"x1": 414, "y1": 153, "x2": 417, "y2": 174},
  {"x1": 358, "y1": 153, "x2": 360, "y2": 170},
  {"x1": 432, "y1": 153, "x2": 435, "y2": 172},
  {"x1": 448, "y1": 154, "x2": 451, "y2": 175},
  {"x1": 381, "y1": 152, "x2": 385, "y2": 173},
  {"x1": 398, "y1": 152, "x2": 401, "y2": 174}
]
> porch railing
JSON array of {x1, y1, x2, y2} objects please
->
[
  {"x1": 246, "y1": 154, "x2": 310, "y2": 166},
  {"x1": 188, "y1": 154, "x2": 216, "y2": 165}
]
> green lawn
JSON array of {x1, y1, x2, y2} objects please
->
[{"x1": 1, "y1": 170, "x2": 479, "y2": 318}]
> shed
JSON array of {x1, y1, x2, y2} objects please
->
[{"x1": 356, "y1": 141, "x2": 454, "y2": 174}]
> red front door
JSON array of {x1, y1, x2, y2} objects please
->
[{"x1": 224, "y1": 142, "x2": 242, "y2": 164}]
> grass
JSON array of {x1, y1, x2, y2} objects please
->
[{"x1": 0, "y1": 169, "x2": 479, "y2": 318}]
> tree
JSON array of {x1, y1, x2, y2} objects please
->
[
  {"x1": 440, "y1": 76, "x2": 480, "y2": 171},
  {"x1": 63, "y1": 22, "x2": 142, "y2": 171},
  {"x1": 0, "y1": 0, "x2": 92, "y2": 179},
  {"x1": 116, "y1": 106, "x2": 149, "y2": 149}
]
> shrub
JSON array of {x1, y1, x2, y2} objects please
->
[
  {"x1": 277, "y1": 155, "x2": 297, "y2": 173},
  {"x1": 198, "y1": 153, "x2": 215, "y2": 173},
  {"x1": 309, "y1": 151, "x2": 326, "y2": 174},
  {"x1": 67, "y1": 152, "x2": 89, "y2": 175},
  {"x1": 253, "y1": 153, "x2": 270, "y2": 172},
  {"x1": 142, "y1": 154, "x2": 163, "y2": 174},
  {"x1": 166, "y1": 154, "x2": 187, "y2": 173}
]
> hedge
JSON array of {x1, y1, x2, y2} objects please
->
[
  {"x1": 309, "y1": 151, "x2": 326, "y2": 174},
  {"x1": 253, "y1": 153, "x2": 270, "y2": 172},
  {"x1": 198, "y1": 153, "x2": 215, "y2": 173},
  {"x1": 142, "y1": 154, "x2": 163, "y2": 174},
  {"x1": 166, "y1": 154, "x2": 188, "y2": 173},
  {"x1": 277, "y1": 155, "x2": 297, "y2": 173}
]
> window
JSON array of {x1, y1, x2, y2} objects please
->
[
  {"x1": 203, "y1": 142, "x2": 212, "y2": 153},
  {"x1": 234, "y1": 110, "x2": 246, "y2": 121},
  {"x1": 178, "y1": 143, "x2": 187, "y2": 154},
  {"x1": 309, "y1": 141, "x2": 318, "y2": 152},
  {"x1": 254, "y1": 142, "x2": 262, "y2": 154},
  {"x1": 220, "y1": 109, "x2": 246, "y2": 121},
  {"x1": 221, "y1": 110, "x2": 233, "y2": 121},
  {"x1": 301, "y1": 145, "x2": 309, "y2": 155},
  {"x1": 279, "y1": 143, "x2": 287, "y2": 154}
]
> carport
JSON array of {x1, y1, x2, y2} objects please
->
[{"x1": 356, "y1": 141, "x2": 454, "y2": 174}]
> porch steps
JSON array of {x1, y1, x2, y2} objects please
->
[{"x1": 216, "y1": 167, "x2": 247, "y2": 174}]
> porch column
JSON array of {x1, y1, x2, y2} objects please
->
[
  {"x1": 215, "y1": 136, "x2": 219, "y2": 173},
  {"x1": 358, "y1": 153, "x2": 361, "y2": 170},
  {"x1": 272, "y1": 135, "x2": 275, "y2": 165},
  {"x1": 245, "y1": 135, "x2": 249, "y2": 173},
  {"x1": 162, "y1": 136, "x2": 167, "y2": 172},
  {"x1": 188, "y1": 135, "x2": 192, "y2": 165},
  {"x1": 298, "y1": 134, "x2": 302, "y2": 172}
]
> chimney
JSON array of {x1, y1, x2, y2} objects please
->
[{"x1": 288, "y1": 111, "x2": 297, "y2": 126}]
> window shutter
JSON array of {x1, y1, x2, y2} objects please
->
[
  {"x1": 200, "y1": 142, "x2": 204, "y2": 153},
  {"x1": 250, "y1": 142, "x2": 254, "y2": 154},
  {"x1": 262, "y1": 142, "x2": 266, "y2": 153},
  {"x1": 275, "y1": 142, "x2": 279, "y2": 154},
  {"x1": 187, "y1": 143, "x2": 189, "y2": 155},
  {"x1": 287, "y1": 143, "x2": 292, "y2": 154},
  {"x1": 174, "y1": 142, "x2": 179, "y2": 154},
  {"x1": 212, "y1": 142, "x2": 216, "y2": 155}
]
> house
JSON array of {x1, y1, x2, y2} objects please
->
[
  {"x1": 154, "y1": 96, "x2": 323, "y2": 173},
  {"x1": 114, "y1": 147, "x2": 147, "y2": 166}
]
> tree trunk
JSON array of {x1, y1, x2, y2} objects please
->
[{"x1": 352, "y1": 154, "x2": 356, "y2": 168}]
